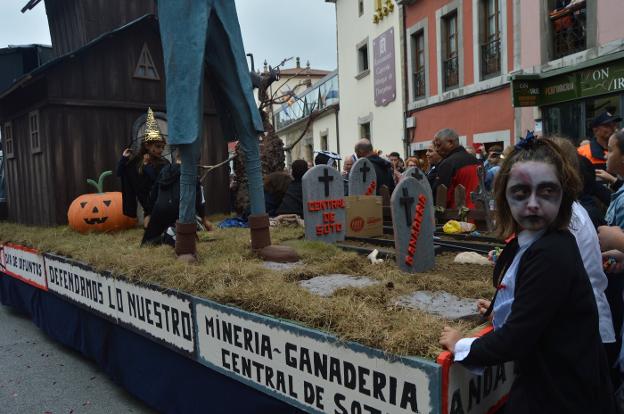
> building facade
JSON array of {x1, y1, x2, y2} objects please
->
[
  {"x1": 274, "y1": 71, "x2": 339, "y2": 164},
  {"x1": 512, "y1": 0, "x2": 624, "y2": 144},
  {"x1": 402, "y1": 0, "x2": 516, "y2": 159},
  {"x1": 328, "y1": 0, "x2": 407, "y2": 158}
]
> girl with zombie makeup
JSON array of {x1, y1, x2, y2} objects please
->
[
  {"x1": 439, "y1": 137, "x2": 615, "y2": 413},
  {"x1": 117, "y1": 108, "x2": 170, "y2": 225}
]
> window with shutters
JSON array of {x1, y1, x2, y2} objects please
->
[
  {"x1": 3, "y1": 122, "x2": 14, "y2": 159},
  {"x1": 29, "y1": 111, "x2": 41, "y2": 154},
  {"x1": 411, "y1": 30, "x2": 426, "y2": 99},
  {"x1": 443, "y1": 12, "x2": 459, "y2": 90}
]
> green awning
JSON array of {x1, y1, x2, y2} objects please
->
[{"x1": 511, "y1": 50, "x2": 624, "y2": 107}]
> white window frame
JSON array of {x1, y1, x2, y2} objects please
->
[
  {"x1": 407, "y1": 18, "x2": 430, "y2": 103},
  {"x1": 472, "y1": 0, "x2": 507, "y2": 84},
  {"x1": 355, "y1": 37, "x2": 370, "y2": 79},
  {"x1": 29, "y1": 111, "x2": 41, "y2": 154},
  {"x1": 472, "y1": 129, "x2": 511, "y2": 148},
  {"x1": 436, "y1": 0, "x2": 464, "y2": 95}
]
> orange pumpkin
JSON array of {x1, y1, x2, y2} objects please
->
[{"x1": 68, "y1": 171, "x2": 137, "y2": 233}]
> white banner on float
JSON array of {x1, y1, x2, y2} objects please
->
[
  {"x1": 195, "y1": 299, "x2": 440, "y2": 414},
  {"x1": 114, "y1": 278, "x2": 195, "y2": 354},
  {"x1": 44, "y1": 253, "x2": 195, "y2": 355},
  {"x1": 446, "y1": 361, "x2": 514, "y2": 414},
  {"x1": 0, "y1": 244, "x2": 47, "y2": 290},
  {"x1": 45, "y1": 254, "x2": 118, "y2": 319}
]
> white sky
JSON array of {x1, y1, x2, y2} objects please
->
[{"x1": 0, "y1": 0, "x2": 337, "y2": 70}]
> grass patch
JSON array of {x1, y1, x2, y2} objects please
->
[{"x1": 0, "y1": 220, "x2": 494, "y2": 359}]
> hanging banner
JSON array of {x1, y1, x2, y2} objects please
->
[
  {"x1": 0, "y1": 243, "x2": 47, "y2": 290},
  {"x1": 373, "y1": 27, "x2": 397, "y2": 106}
]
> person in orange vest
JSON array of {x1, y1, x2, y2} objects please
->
[{"x1": 578, "y1": 111, "x2": 622, "y2": 170}]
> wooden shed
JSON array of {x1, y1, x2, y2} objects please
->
[{"x1": 0, "y1": 11, "x2": 230, "y2": 226}]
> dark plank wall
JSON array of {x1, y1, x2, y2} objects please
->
[
  {"x1": 82, "y1": 0, "x2": 156, "y2": 44},
  {"x1": 42, "y1": 107, "x2": 229, "y2": 225},
  {"x1": 46, "y1": 0, "x2": 87, "y2": 58},
  {"x1": 46, "y1": 0, "x2": 156, "y2": 58},
  {"x1": 4, "y1": 108, "x2": 55, "y2": 225},
  {"x1": 2, "y1": 20, "x2": 231, "y2": 226}
]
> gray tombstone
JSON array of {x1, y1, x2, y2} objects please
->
[
  {"x1": 402, "y1": 167, "x2": 433, "y2": 207},
  {"x1": 348, "y1": 158, "x2": 377, "y2": 196},
  {"x1": 471, "y1": 165, "x2": 494, "y2": 231},
  {"x1": 390, "y1": 177, "x2": 435, "y2": 272},
  {"x1": 302, "y1": 165, "x2": 346, "y2": 242}
]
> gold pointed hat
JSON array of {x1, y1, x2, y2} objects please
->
[{"x1": 143, "y1": 107, "x2": 165, "y2": 143}]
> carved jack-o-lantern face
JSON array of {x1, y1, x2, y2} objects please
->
[
  {"x1": 68, "y1": 171, "x2": 136, "y2": 233},
  {"x1": 80, "y1": 199, "x2": 115, "y2": 225}
]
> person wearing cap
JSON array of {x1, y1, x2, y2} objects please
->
[
  {"x1": 578, "y1": 111, "x2": 622, "y2": 169},
  {"x1": 314, "y1": 150, "x2": 342, "y2": 168},
  {"x1": 354, "y1": 139, "x2": 395, "y2": 195}
]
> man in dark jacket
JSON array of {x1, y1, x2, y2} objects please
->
[
  {"x1": 276, "y1": 159, "x2": 308, "y2": 217},
  {"x1": 354, "y1": 139, "x2": 395, "y2": 195},
  {"x1": 432, "y1": 128, "x2": 479, "y2": 208}
]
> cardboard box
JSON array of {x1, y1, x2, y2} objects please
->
[{"x1": 345, "y1": 195, "x2": 383, "y2": 237}]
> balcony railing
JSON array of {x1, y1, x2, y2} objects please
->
[
  {"x1": 413, "y1": 67, "x2": 425, "y2": 99},
  {"x1": 550, "y1": 3, "x2": 586, "y2": 59},
  {"x1": 480, "y1": 38, "x2": 501, "y2": 79},
  {"x1": 443, "y1": 56, "x2": 458, "y2": 90}
]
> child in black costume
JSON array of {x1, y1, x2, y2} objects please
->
[
  {"x1": 439, "y1": 137, "x2": 616, "y2": 413},
  {"x1": 141, "y1": 150, "x2": 208, "y2": 246},
  {"x1": 117, "y1": 108, "x2": 169, "y2": 224}
]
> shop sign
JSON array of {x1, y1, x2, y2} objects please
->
[{"x1": 513, "y1": 58, "x2": 624, "y2": 107}]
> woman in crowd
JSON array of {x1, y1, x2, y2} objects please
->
[
  {"x1": 439, "y1": 137, "x2": 615, "y2": 413},
  {"x1": 425, "y1": 144, "x2": 441, "y2": 189}
]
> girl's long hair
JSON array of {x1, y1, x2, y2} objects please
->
[{"x1": 493, "y1": 138, "x2": 581, "y2": 238}]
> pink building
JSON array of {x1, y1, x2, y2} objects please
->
[
  {"x1": 402, "y1": 0, "x2": 516, "y2": 158},
  {"x1": 401, "y1": 0, "x2": 624, "y2": 158},
  {"x1": 512, "y1": 0, "x2": 624, "y2": 143}
]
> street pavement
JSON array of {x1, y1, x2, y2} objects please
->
[{"x1": 0, "y1": 304, "x2": 156, "y2": 414}]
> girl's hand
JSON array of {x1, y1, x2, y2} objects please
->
[
  {"x1": 122, "y1": 148, "x2": 133, "y2": 158},
  {"x1": 602, "y1": 250, "x2": 624, "y2": 273},
  {"x1": 439, "y1": 326, "x2": 463, "y2": 353},
  {"x1": 143, "y1": 215, "x2": 150, "y2": 229},
  {"x1": 596, "y1": 169, "x2": 617, "y2": 184},
  {"x1": 477, "y1": 298, "x2": 491, "y2": 316}
]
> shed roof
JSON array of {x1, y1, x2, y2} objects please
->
[{"x1": 0, "y1": 14, "x2": 156, "y2": 100}]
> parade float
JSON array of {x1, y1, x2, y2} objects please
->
[
  {"x1": 0, "y1": 161, "x2": 511, "y2": 414},
  {"x1": 0, "y1": 1, "x2": 512, "y2": 413}
]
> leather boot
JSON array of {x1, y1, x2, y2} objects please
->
[
  {"x1": 248, "y1": 213, "x2": 271, "y2": 250},
  {"x1": 175, "y1": 221, "x2": 197, "y2": 263}
]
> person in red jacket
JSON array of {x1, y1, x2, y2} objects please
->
[{"x1": 432, "y1": 128, "x2": 480, "y2": 208}]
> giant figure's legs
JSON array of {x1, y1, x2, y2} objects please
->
[
  {"x1": 174, "y1": 140, "x2": 202, "y2": 260},
  {"x1": 159, "y1": 1, "x2": 270, "y2": 257},
  {"x1": 204, "y1": 12, "x2": 265, "y2": 216},
  {"x1": 205, "y1": 12, "x2": 270, "y2": 249}
]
